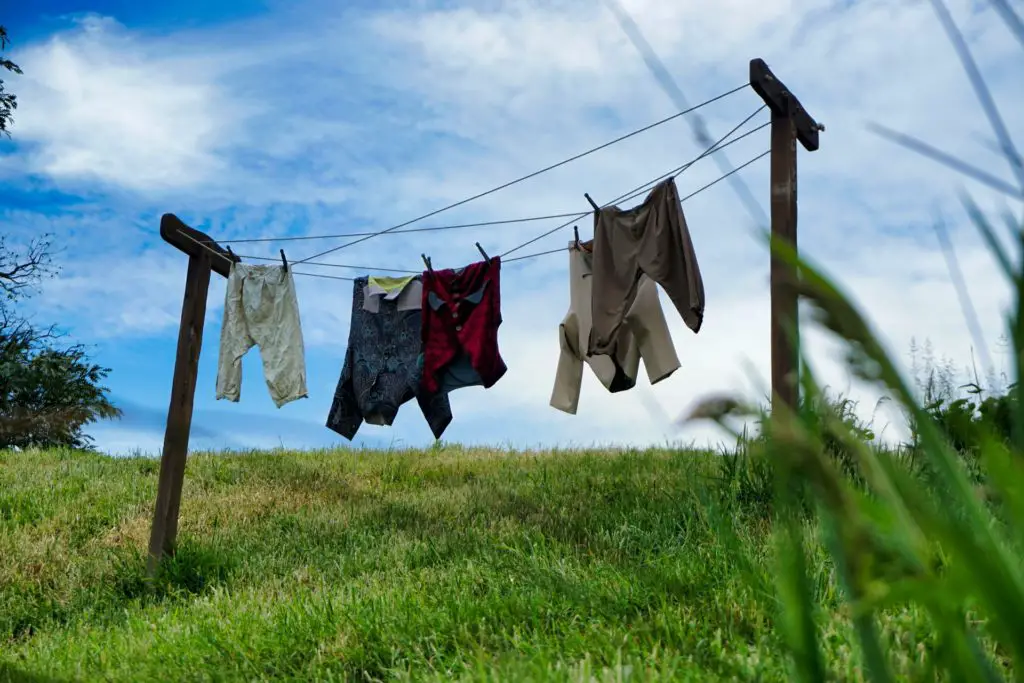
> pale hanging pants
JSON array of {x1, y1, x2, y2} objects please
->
[{"x1": 216, "y1": 263, "x2": 308, "y2": 408}]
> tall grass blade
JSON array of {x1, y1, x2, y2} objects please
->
[
  {"x1": 928, "y1": 0, "x2": 1024, "y2": 193},
  {"x1": 773, "y1": 512, "x2": 829, "y2": 683},
  {"x1": 795, "y1": 358, "x2": 904, "y2": 681},
  {"x1": 770, "y1": 234, "x2": 1024, "y2": 666},
  {"x1": 1008, "y1": 225, "x2": 1024, "y2": 459},
  {"x1": 977, "y1": 434, "x2": 1024, "y2": 549},
  {"x1": 962, "y1": 193, "x2": 1016, "y2": 279},
  {"x1": 818, "y1": 511, "x2": 897, "y2": 683},
  {"x1": 785, "y1": 264, "x2": 1014, "y2": 681},
  {"x1": 865, "y1": 123, "x2": 1023, "y2": 200},
  {"x1": 933, "y1": 213, "x2": 997, "y2": 384},
  {"x1": 987, "y1": 0, "x2": 1024, "y2": 53}
]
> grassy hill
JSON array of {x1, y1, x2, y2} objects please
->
[{"x1": 2, "y1": 444, "x2": 938, "y2": 682}]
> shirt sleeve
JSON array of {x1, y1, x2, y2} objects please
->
[
  {"x1": 325, "y1": 342, "x2": 363, "y2": 440},
  {"x1": 549, "y1": 311, "x2": 584, "y2": 415}
]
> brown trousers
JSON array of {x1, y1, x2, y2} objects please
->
[{"x1": 587, "y1": 178, "x2": 705, "y2": 358}]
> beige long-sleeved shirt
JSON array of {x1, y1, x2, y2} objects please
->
[{"x1": 549, "y1": 240, "x2": 681, "y2": 415}]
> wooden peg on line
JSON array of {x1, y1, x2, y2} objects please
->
[
  {"x1": 475, "y1": 242, "x2": 489, "y2": 261},
  {"x1": 421, "y1": 254, "x2": 433, "y2": 272},
  {"x1": 584, "y1": 193, "x2": 599, "y2": 212},
  {"x1": 279, "y1": 249, "x2": 288, "y2": 272}
]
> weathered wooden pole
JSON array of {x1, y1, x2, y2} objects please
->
[
  {"x1": 147, "y1": 214, "x2": 234, "y2": 576},
  {"x1": 749, "y1": 58, "x2": 823, "y2": 415}
]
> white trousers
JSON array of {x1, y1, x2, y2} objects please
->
[{"x1": 216, "y1": 263, "x2": 308, "y2": 408}]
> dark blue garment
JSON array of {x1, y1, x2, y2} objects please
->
[{"x1": 327, "y1": 276, "x2": 452, "y2": 440}]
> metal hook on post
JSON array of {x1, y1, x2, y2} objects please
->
[
  {"x1": 226, "y1": 246, "x2": 240, "y2": 263},
  {"x1": 475, "y1": 242, "x2": 490, "y2": 261},
  {"x1": 584, "y1": 193, "x2": 600, "y2": 212},
  {"x1": 573, "y1": 226, "x2": 580, "y2": 250},
  {"x1": 279, "y1": 249, "x2": 288, "y2": 272}
]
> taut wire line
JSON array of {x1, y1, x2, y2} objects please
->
[
  {"x1": 178, "y1": 148, "x2": 769, "y2": 280},
  {"x1": 289, "y1": 83, "x2": 750, "y2": 267},
  {"x1": 201, "y1": 118, "x2": 767, "y2": 248},
  {"x1": 233, "y1": 256, "x2": 420, "y2": 274},
  {"x1": 499, "y1": 105, "x2": 767, "y2": 259},
  {"x1": 501, "y1": 149, "x2": 770, "y2": 266},
  {"x1": 171, "y1": 229, "x2": 360, "y2": 282}
]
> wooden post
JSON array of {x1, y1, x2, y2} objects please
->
[
  {"x1": 749, "y1": 58, "x2": 822, "y2": 415},
  {"x1": 147, "y1": 214, "x2": 234, "y2": 576}
]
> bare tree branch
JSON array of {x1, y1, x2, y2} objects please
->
[
  {"x1": 0, "y1": 234, "x2": 58, "y2": 302},
  {"x1": 0, "y1": 306, "x2": 61, "y2": 346}
]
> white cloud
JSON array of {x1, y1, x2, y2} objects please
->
[
  {"x1": 6, "y1": 16, "x2": 245, "y2": 193},
  {"x1": 4, "y1": 0, "x2": 1023, "y2": 452}
]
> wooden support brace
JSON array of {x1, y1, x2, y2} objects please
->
[
  {"x1": 160, "y1": 213, "x2": 236, "y2": 277},
  {"x1": 147, "y1": 214, "x2": 232, "y2": 576},
  {"x1": 749, "y1": 58, "x2": 823, "y2": 416},
  {"x1": 750, "y1": 58, "x2": 821, "y2": 152}
]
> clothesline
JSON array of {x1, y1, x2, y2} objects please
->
[
  {"x1": 177, "y1": 91, "x2": 771, "y2": 284},
  {"x1": 499, "y1": 105, "x2": 767, "y2": 259},
  {"x1": 229, "y1": 147, "x2": 770, "y2": 279},
  {"x1": 213, "y1": 145, "x2": 721, "y2": 443},
  {"x1": 224, "y1": 104, "x2": 769, "y2": 278},
  {"x1": 209, "y1": 117, "x2": 768, "y2": 247},
  {"x1": 146, "y1": 60, "x2": 822, "y2": 566},
  {"x1": 289, "y1": 83, "x2": 751, "y2": 267},
  {"x1": 506, "y1": 147, "x2": 771, "y2": 260}
]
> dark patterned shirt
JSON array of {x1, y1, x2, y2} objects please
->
[{"x1": 326, "y1": 276, "x2": 452, "y2": 440}]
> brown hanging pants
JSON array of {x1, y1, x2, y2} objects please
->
[{"x1": 587, "y1": 177, "x2": 705, "y2": 359}]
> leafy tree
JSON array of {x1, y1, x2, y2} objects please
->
[
  {"x1": 0, "y1": 238, "x2": 122, "y2": 451},
  {"x1": 0, "y1": 25, "x2": 22, "y2": 137},
  {"x1": 1, "y1": 310, "x2": 122, "y2": 450},
  {"x1": 0, "y1": 28, "x2": 122, "y2": 450}
]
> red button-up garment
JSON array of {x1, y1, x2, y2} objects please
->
[{"x1": 421, "y1": 257, "x2": 507, "y2": 395}]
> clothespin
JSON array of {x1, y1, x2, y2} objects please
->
[
  {"x1": 421, "y1": 253, "x2": 433, "y2": 272},
  {"x1": 225, "y1": 246, "x2": 240, "y2": 263},
  {"x1": 572, "y1": 226, "x2": 580, "y2": 250},
  {"x1": 279, "y1": 249, "x2": 288, "y2": 272},
  {"x1": 584, "y1": 193, "x2": 600, "y2": 212},
  {"x1": 475, "y1": 242, "x2": 490, "y2": 262}
]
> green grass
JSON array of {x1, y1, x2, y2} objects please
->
[{"x1": 0, "y1": 443, "x2": 943, "y2": 682}]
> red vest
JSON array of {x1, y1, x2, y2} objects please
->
[{"x1": 421, "y1": 258, "x2": 507, "y2": 395}]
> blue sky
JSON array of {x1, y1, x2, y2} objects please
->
[{"x1": 1, "y1": 0, "x2": 1022, "y2": 456}]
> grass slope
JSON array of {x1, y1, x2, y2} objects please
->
[{"x1": 1, "y1": 446, "x2": 932, "y2": 682}]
